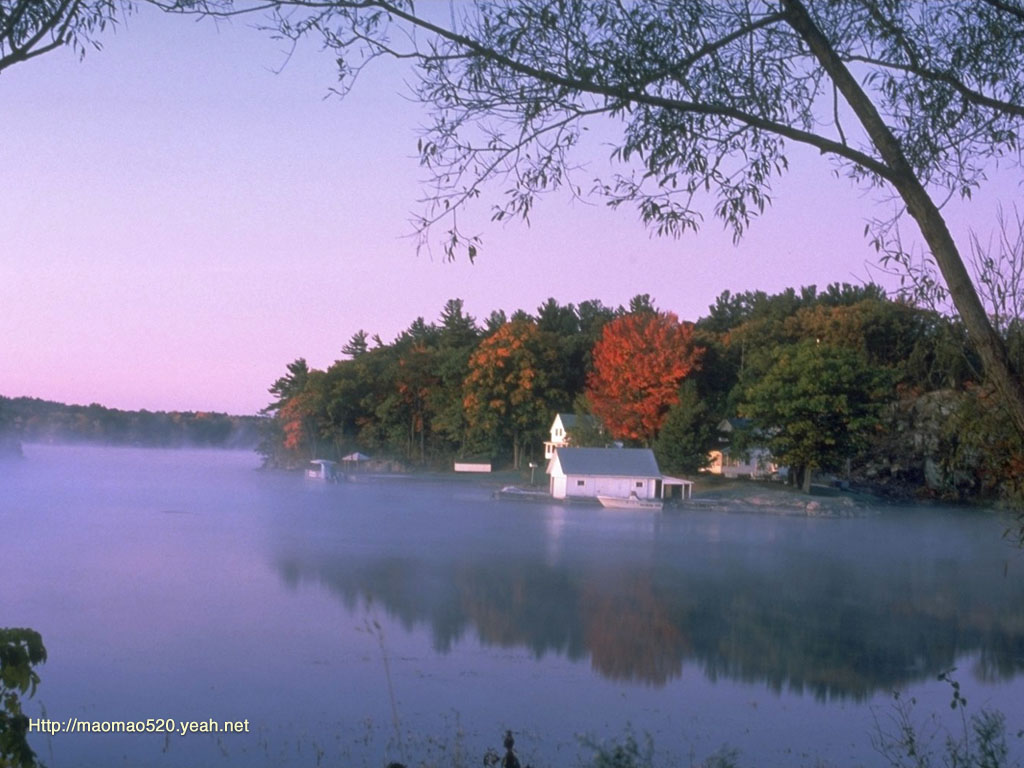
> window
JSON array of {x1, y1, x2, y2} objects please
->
[
  {"x1": 635, "y1": 481, "x2": 644, "y2": 488},
  {"x1": 576, "y1": 480, "x2": 585, "y2": 487}
]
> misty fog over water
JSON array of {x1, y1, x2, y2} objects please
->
[{"x1": 2, "y1": 445, "x2": 1023, "y2": 767}]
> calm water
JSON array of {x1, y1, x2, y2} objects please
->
[{"x1": 2, "y1": 445, "x2": 1023, "y2": 767}]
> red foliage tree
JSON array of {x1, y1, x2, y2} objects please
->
[{"x1": 586, "y1": 312, "x2": 701, "y2": 444}]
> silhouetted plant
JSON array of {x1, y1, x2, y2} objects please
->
[
  {"x1": 0, "y1": 628, "x2": 46, "y2": 768},
  {"x1": 483, "y1": 730, "x2": 530, "y2": 768},
  {"x1": 873, "y1": 670, "x2": 1016, "y2": 768}
]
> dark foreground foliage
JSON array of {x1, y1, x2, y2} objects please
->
[{"x1": 0, "y1": 629, "x2": 46, "y2": 768}]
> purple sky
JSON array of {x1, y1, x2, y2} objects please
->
[{"x1": 1, "y1": 7, "x2": 1018, "y2": 415}]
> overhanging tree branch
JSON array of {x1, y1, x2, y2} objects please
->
[
  {"x1": 843, "y1": 53, "x2": 1024, "y2": 120},
  {"x1": 781, "y1": 0, "x2": 1024, "y2": 440}
]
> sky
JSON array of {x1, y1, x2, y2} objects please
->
[{"x1": 1, "y1": 5, "x2": 1019, "y2": 416}]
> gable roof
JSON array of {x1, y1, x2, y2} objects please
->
[{"x1": 552, "y1": 447, "x2": 661, "y2": 477}]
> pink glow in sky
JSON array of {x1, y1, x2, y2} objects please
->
[{"x1": 1, "y1": 7, "x2": 1018, "y2": 415}]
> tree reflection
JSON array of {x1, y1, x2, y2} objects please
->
[
  {"x1": 580, "y1": 573, "x2": 689, "y2": 685},
  {"x1": 269, "y1": 508, "x2": 1024, "y2": 699}
]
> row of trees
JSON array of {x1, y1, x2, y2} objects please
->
[
  {"x1": 260, "y1": 296, "x2": 699, "y2": 470},
  {"x1": 260, "y1": 286, "x2": 1024, "y2": 504},
  {"x1": 0, "y1": 397, "x2": 263, "y2": 449}
]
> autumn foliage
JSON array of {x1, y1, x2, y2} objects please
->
[
  {"x1": 278, "y1": 389, "x2": 320, "y2": 452},
  {"x1": 586, "y1": 312, "x2": 701, "y2": 444},
  {"x1": 463, "y1": 319, "x2": 562, "y2": 467}
]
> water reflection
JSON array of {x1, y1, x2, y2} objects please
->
[{"x1": 269, "y1": 485, "x2": 1024, "y2": 700}]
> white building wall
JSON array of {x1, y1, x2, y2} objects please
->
[
  {"x1": 561, "y1": 475, "x2": 657, "y2": 500},
  {"x1": 593, "y1": 477, "x2": 632, "y2": 498},
  {"x1": 551, "y1": 475, "x2": 568, "y2": 499},
  {"x1": 564, "y1": 476, "x2": 593, "y2": 499}
]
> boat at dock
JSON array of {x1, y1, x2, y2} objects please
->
[{"x1": 596, "y1": 493, "x2": 663, "y2": 510}]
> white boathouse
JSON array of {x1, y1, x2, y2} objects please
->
[{"x1": 548, "y1": 447, "x2": 693, "y2": 502}]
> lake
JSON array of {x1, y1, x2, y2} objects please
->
[{"x1": 2, "y1": 445, "x2": 1023, "y2": 767}]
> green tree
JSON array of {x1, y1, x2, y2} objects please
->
[
  {"x1": 624, "y1": 293, "x2": 657, "y2": 316},
  {"x1": 654, "y1": 381, "x2": 718, "y2": 475},
  {"x1": 430, "y1": 299, "x2": 481, "y2": 456},
  {"x1": 535, "y1": 298, "x2": 589, "y2": 404},
  {"x1": 484, "y1": 309, "x2": 508, "y2": 334},
  {"x1": 341, "y1": 329, "x2": 369, "y2": 358},
  {"x1": 740, "y1": 340, "x2": 891, "y2": 492},
  {"x1": 563, "y1": 299, "x2": 615, "y2": 397},
  {"x1": 438, "y1": 298, "x2": 479, "y2": 346},
  {"x1": 535, "y1": 297, "x2": 578, "y2": 336},
  {"x1": 264, "y1": 358, "x2": 310, "y2": 414}
]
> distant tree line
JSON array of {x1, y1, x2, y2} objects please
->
[
  {"x1": 0, "y1": 397, "x2": 263, "y2": 450},
  {"x1": 260, "y1": 289, "x2": 1023, "y2": 505}
]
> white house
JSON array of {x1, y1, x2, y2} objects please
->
[
  {"x1": 543, "y1": 413, "x2": 599, "y2": 459},
  {"x1": 548, "y1": 447, "x2": 693, "y2": 502},
  {"x1": 706, "y1": 418, "x2": 777, "y2": 478}
]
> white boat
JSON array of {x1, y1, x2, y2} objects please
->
[
  {"x1": 306, "y1": 459, "x2": 339, "y2": 481},
  {"x1": 597, "y1": 493, "x2": 663, "y2": 510}
]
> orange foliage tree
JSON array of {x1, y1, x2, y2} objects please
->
[
  {"x1": 274, "y1": 369, "x2": 328, "y2": 460},
  {"x1": 463, "y1": 319, "x2": 563, "y2": 468},
  {"x1": 586, "y1": 312, "x2": 701, "y2": 445}
]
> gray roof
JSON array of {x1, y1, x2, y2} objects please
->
[{"x1": 553, "y1": 447, "x2": 661, "y2": 477}]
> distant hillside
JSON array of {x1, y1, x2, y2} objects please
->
[{"x1": 0, "y1": 396, "x2": 264, "y2": 450}]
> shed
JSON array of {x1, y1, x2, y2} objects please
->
[
  {"x1": 306, "y1": 459, "x2": 339, "y2": 481},
  {"x1": 454, "y1": 461, "x2": 492, "y2": 473},
  {"x1": 548, "y1": 447, "x2": 663, "y2": 501}
]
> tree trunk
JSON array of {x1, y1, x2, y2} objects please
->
[
  {"x1": 783, "y1": 0, "x2": 1024, "y2": 442},
  {"x1": 802, "y1": 466, "x2": 813, "y2": 494}
]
